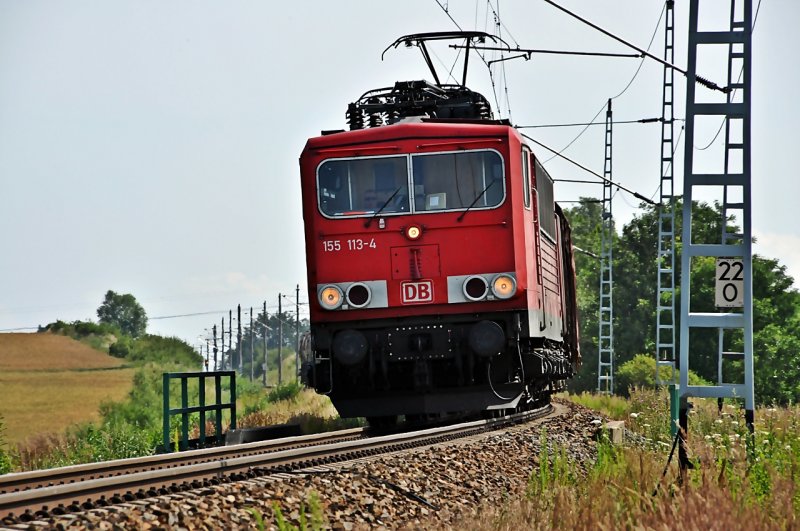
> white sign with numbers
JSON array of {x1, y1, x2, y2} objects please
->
[{"x1": 715, "y1": 258, "x2": 744, "y2": 308}]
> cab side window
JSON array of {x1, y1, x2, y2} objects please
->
[
  {"x1": 521, "y1": 147, "x2": 531, "y2": 209},
  {"x1": 534, "y1": 159, "x2": 556, "y2": 240}
]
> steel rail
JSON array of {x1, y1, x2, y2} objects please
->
[
  {"x1": 0, "y1": 427, "x2": 366, "y2": 494},
  {"x1": 0, "y1": 404, "x2": 557, "y2": 523}
]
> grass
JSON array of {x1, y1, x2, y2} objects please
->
[
  {"x1": 462, "y1": 388, "x2": 800, "y2": 530},
  {"x1": 238, "y1": 388, "x2": 361, "y2": 433},
  {"x1": 563, "y1": 390, "x2": 633, "y2": 420}
]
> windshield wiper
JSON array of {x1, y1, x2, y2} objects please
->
[
  {"x1": 364, "y1": 186, "x2": 402, "y2": 228},
  {"x1": 457, "y1": 179, "x2": 497, "y2": 222}
]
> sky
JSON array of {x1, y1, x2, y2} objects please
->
[{"x1": 1, "y1": 0, "x2": 796, "y2": 350}]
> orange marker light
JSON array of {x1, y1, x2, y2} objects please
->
[
  {"x1": 492, "y1": 274, "x2": 516, "y2": 299},
  {"x1": 319, "y1": 285, "x2": 343, "y2": 310}
]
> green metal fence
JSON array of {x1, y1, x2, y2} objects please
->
[{"x1": 162, "y1": 371, "x2": 236, "y2": 452}]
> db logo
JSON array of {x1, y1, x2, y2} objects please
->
[{"x1": 401, "y1": 280, "x2": 434, "y2": 304}]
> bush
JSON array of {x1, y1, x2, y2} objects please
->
[
  {"x1": 267, "y1": 381, "x2": 303, "y2": 403},
  {"x1": 616, "y1": 354, "x2": 710, "y2": 396},
  {"x1": 126, "y1": 335, "x2": 203, "y2": 367},
  {"x1": 109, "y1": 335, "x2": 132, "y2": 358},
  {"x1": 0, "y1": 415, "x2": 12, "y2": 474}
]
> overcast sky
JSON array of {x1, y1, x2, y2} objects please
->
[{"x1": 1, "y1": 1, "x2": 796, "y2": 349}]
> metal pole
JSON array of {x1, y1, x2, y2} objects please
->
[
  {"x1": 237, "y1": 304, "x2": 242, "y2": 374},
  {"x1": 221, "y1": 317, "x2": 225, "y2": 369},
  {"x1": 295, "y1": 284, "x2": 300, "y2": 382},
  {"x1": 212, "y1": 325, "x2": 218, "y2": 372},
  {"x1": 278, "y1": 293, "x2": 283, "y2": 385},
  {"x1": 249, "y1": 306, "x2": 254, "y2": 382},
  {"x1": 228, "y1": 310, "x2": 233, "y2": 370},
  {"x1": 262, "y1": 301, "x2": 268, "y2": 387}
]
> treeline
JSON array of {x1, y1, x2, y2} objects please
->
[
  {"x1": 41, "y1": 289, "x2": 203, "y2": 368},
  {"x1": 564, "y1": 199, "x2": 800, "y2": 405}
]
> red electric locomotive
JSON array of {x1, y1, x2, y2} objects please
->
[{"x1": 299, "y1": 32, "x2": 580, "y2": 423}]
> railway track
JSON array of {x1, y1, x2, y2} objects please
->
[{"x1": 0, "y1": 403, "x2": 557, "y2": 524}]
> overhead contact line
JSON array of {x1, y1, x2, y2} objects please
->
[
  {"x1": 520, "y1": 132, "x2": 657, "y2": 206},
  {"x1": 542, "y1": 0, "x2": 729, "y2": 93}
]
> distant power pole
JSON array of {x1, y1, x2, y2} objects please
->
[
  {"x1": 212, "y1": 325, "x2": 218, "y2": 371},
  {"x1": 221, "y1": 317, "x2": 225, "y2": 369},
  {"x1": 278, "y1": 293, "x2": 283, "y2": 385},
  {"x1": 262, "y1": 300, "x2": 268, "y2": 387},
  {"x1": 249, "y1": 306, "x2": 254, "y2": 382},
  {"x1": 228, "y1": 310, "x2": 233, "y2": 370},
  {"x1": 237, "y1": 304, "x2": 242, "y2": 374},
  {"x1": 295, "y1": 284, "x2": 300, "y2": 382}
]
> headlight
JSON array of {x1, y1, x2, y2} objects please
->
[
  {"x1": 462, "y1": 275, "x2": 489, "y2": 301},
  {"x1": 346, "y1": 283, "x2": 371, "y2": 308},
  {"x1": 406, "y1": 225, "x2": 422, "y2": 240},
  {"x1": 319, "y1": 285, "x2": 344, "y2": 310},
  {"x1": 491, "y1": 274, "x2": 516, "y2": 299}
]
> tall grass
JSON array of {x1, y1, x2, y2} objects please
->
[
  {"x1": 468, "y1": 390, "x2": 800, "y2": 529},
  {"x1": 4, "y1": 362, "x2": 356, "y2": 472}
]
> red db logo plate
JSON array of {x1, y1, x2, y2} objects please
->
[{"x1": 401, "y1": 280, "x2": 434, "y2": 304}]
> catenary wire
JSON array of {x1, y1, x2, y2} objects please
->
[
  {"x1": 543, "y1": 4, "x2": 664, "y2": 163},
  {"x1": 433, "y1": 0, "x2": 503, "y2": 113},
  {"x1": 520, "y1": 132, "x2": 656, "y2": 205}
]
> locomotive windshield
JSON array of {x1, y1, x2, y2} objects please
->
[{"x1": 317, "y1": 150, "x2": 504, "y2": 218}]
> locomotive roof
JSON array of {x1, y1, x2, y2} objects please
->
[{"x1": 304, "y1": 120, "x2": 523, "y2": 152}]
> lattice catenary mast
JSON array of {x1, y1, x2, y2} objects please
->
[
  {"x1": 597, "y1": 99, "x2": 614, "y2": 393},
  {"x1": 656, "y1": 0, "x2": 677, "y2": 385},
  {"x1": 679, "y1": 0, "x2": 755, "y2": 459}
]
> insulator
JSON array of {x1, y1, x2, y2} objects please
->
[
  {"x1": 369, "y1": 112, "x2": 384, "y2": 128},
  {"x1": 386, "y1": 110, "x2": 400, "y2": 125},
  {"x1": 346, "y1": 103, "x2": 364, "y2": 131},
  {"x1": 479, "y1": 102, "x2": 493, "y2": 120}
]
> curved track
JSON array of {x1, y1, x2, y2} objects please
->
[{"x1": 0, "y1": 404, "x2": 558, "y2": 524}]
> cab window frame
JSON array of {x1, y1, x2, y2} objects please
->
[{"x1": 315, "y1": 148, "x2": 506, "y2": 219}]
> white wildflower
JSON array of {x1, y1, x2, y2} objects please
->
[{"x1": 630, "y1": 412, "x2": 640, "y2": 418}]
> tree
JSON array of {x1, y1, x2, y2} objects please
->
[
  {"x1": 563, "y1": 198, "x2": 800, "y2": 404},
  {"x1": 97, "y1": 290, "x2": 147, "y2": 338}
]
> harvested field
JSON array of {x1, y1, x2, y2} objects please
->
[
  {"x1": 0, "y1": 333, "x2": 124, "y2": 371},
  {"x1": 0, "y1": 333, "x2": 134, "y2": 445}
]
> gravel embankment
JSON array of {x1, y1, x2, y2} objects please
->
[{"x1": 28, "y1": 400, "x2": 605, "y2": 530}]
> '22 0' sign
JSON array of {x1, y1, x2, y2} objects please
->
[
  {"x1": 401, "y1": 280, "x2": 434, "y2": 304},
  {"x1": 715, "y1": 258, "x2": 744, "y2": 308}
]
